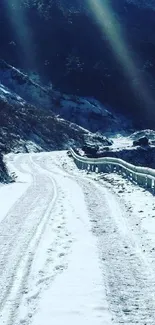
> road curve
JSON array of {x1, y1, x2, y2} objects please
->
[{"x1": 0, "y1": 151, "x2": 155, "y2": 324}]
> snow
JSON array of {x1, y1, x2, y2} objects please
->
[
  {"x1": 0, "y1": 63, "x2": 51, "y2": 109},
  {"x1": 0, "y1": 83, "x2": 25, "y2": 106},
  {"x1": 0, "y1": 150, "x2": 155, "y2": 324},
  {"x1": 100, "y1": 170, "x2": 155, "y2": 259},
  {"x1": 31, "y1": 171, "x2": 111, "y2": 325},
  {"x1": 0, "y1": 182, "x2": 29, "y2": 223},
  {"x1": 109, "y1": 134, "x2": 133, "y2": 150}
]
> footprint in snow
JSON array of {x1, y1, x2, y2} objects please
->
[{"x1": 55, "y1": 264, "x2": 64, "y2": 271}]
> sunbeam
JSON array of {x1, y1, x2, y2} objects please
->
[
  {"x1": 4, "y1": 0, "x2": 35, "y2": 68},
  {"x1": 86, "y1": 0, "x2": 155, "y2": 114}
]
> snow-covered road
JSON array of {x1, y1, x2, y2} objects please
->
[{"x1": 1, "y1": 151, "x2": 155, "y2": 324}]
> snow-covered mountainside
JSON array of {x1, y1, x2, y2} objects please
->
[
  {"x1": 0, "y1": 60, "x2": 131, "y2": 134},
  {"x1": 1, "y1": 0, "x2": 155, "y2": 126},
  {"x1": 0, "y1": 83, "x2": 99, "y2": 154},
  {"x1": 0, "y1": 59, "x2": 133, "y2": 181},
  {"x1": 0, "y1": 61, "x2": 126, "y2": 180}
]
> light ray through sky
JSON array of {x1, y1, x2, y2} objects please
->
[
  {"x1": 5, "y1": 0, "x2": 35, "y2": 68},
  {"x1": 87, "y1": 0, "x2": 155, "y2": 112}
]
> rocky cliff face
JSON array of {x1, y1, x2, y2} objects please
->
[{"x1": 0, "y1": 0, "x2": 155, "y2": 127}]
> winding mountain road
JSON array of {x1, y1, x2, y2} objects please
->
[{"x1": 0, "y1": 151, "x2": 155, "y2": 324}]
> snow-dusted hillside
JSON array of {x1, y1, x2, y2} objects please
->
[
  {"x1": 1, "y1": 1, "x2": 155, "y2": 126},
  {"x1": 0, "y1": 63, "x2": 122, "y2": 183},
  {"x1": 0, "y1": 60, "x2": 132, "y2": 134},
  {"x1": 0, "y1": 60, "x2": 133, "y2": 181},
  {"x1": 52, "y1": 94, "x2": 131, "y2": 133},
  {"x1": 0, "y1": 60, "x2": 52, "y2": 109},
  {"x1": 0, "y1": 83, "x2": 93, "y2": 154}
]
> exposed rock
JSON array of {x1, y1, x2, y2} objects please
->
[
  {"x1": 82, "y1": 145, "x2": 99, "y2": 157},
  {"x1": 133, "y1": 136, "x2": 149, "y2": 146},
  {"x1": 0, "y1": 154, "x2": 12, "y2": 183}
]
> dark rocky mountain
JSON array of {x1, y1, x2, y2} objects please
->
[
  {"x1": 1, "y1": 0, "x2": 155, "y2": 180},
  {"x1": 0, "y1": 81, "x2": 110, "y2": 155},
  {"x1": 1, "y1": 0, "x2": 155, "y2": 127},
  {"x1": 0, "y1": 54, "x2": 132, "y2": 181},
  {"x1": 0, "y1": 61, "x2": 122, "y2": 181},
  {"x1": 0, "y1": 59, "x2": 131, "y2": 135},
  {"x1": 0, "y1": 58, "x2": 134, "y2": 182}
]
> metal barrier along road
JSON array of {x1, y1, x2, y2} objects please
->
[{"x1": 70, "y1": 148, "x2": 155, "y2": 194}]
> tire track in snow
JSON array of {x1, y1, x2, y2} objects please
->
[
  {"x1": 3, "y1": 150, "x2": 155, "y2": 324},
  {"x1": 46, "y1": 151, "x2": 155, "y2": 324},
  {"x1": 0, "y1": 155, "x2": 58, "y2": 325},
  {"x1": 14, "y1": 156, "x2": 77, "y2": 325},
  {"x1": 81, "y1": 178, "x2": 155, "y2": 324}
]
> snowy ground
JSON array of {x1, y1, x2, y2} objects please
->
[
  {"x1": 109, "y1": 135, "x2": 133, "y2": 150},
  {"x1": 0, "y1": 151, "x2": 155, "y2": 324}
]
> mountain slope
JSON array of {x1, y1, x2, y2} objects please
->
[
  {"x1": 0, "y1": 60, "x2": 131, "y2": 135},
  {"x1": 0, "y1": 60, "x2": 132, "y2": 181},
  {"x1": 0, "y1": 84, "x2": 90, "y2": 153},
  {"x1": 0, "y1": 0, "x2": 155, "y2": 126}
]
